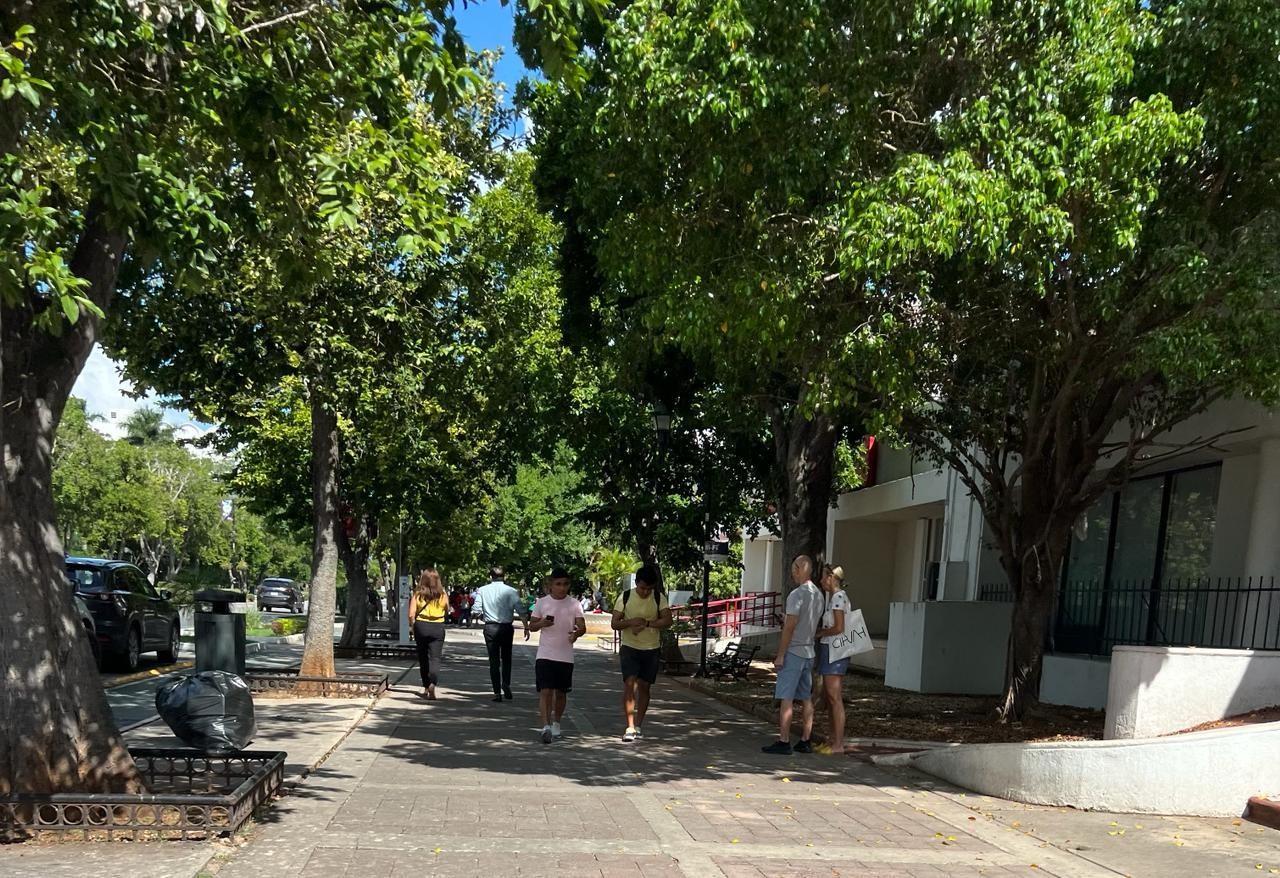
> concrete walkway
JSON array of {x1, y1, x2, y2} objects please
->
[{"x1": 212, "y1": 631, "x2": 1280, "y2": 878}]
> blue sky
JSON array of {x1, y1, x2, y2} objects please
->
[
  {"x1": 74, "y1": 3, "x2": 531, "y2": 432},
  {"x1": 454, "y1": 1, "x2": 533, "y2": 134}
]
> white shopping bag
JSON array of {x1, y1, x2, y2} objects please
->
[{"x1": 827, "y1": 607, "x2": 874, "y2": 661}]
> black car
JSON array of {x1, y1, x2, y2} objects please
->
[
  {"x1": 67, "y1": 558, "x2": 181, "y2": 672},
  {"x1": 257, "y1": 577, "x2": 303, "y2": 613}
]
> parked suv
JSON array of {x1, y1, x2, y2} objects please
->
[
  {"x1": 66, "y1": 558, "x2": 181, "y2": 672},
  {"x1": 257, "y1": 578, "x2": 303, "y2": 613}
]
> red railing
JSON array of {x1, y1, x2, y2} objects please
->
[{"x1": 670, "y1": 591, "x2": 783, "y2": 640}]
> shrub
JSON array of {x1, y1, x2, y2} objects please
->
[{"x1": 271, "y1": 618, "x2": 307, "y2": 637}]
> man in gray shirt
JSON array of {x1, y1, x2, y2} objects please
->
[
  {"x1": 475, "y1": 566, "x2": 522, "y2": 701},
  {"x1": 762, "y1": 555, "x2": 824, "y2": 755}
]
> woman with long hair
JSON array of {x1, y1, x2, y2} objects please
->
[
  {"x1": 408, "y1": 568, "x2": 448, "y2": 700},
  {"x1": 815, "y1": 564, "x2": 851, "y2": 755}
]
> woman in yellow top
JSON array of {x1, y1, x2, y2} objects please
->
[{"x1": 408, "y1": 568, "x2": 448, "y2": 700}]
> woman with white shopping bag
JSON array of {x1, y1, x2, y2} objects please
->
[{"x1": 815, "y1": 564, "x2": 852, "y2": 755}]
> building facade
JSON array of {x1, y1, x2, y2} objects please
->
[{"x1": 740, "y1": 399, "x2": 1280, "y2": 708}]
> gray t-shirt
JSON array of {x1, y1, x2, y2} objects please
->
[{"x1": 785, "y1": 581, "x2": 824, "y2": 659}]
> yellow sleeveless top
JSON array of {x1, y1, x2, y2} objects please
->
[{"x1": 415, "y1": 594, "x2": 447, "y2": 623}]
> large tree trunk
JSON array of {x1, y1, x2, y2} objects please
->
[
  {"x1": 770, "y1": 406, "x2": 839, "y2": 590},
  {"x1": 0, "y1": 211, "x2": 141, "y2": 796},
  {"x1": 337, "y1": 513, "x2": 372, "y2": 647},
  {"x1": 993, "y1": 469, "x2": 1074, "y2": 722},
  {"x1": 298, "y1": 385, "x2": 341, "y2": 680}
]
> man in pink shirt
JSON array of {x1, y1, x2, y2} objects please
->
[{"x1": 527, "y1": 568, "x2": 586, "y2": 743}]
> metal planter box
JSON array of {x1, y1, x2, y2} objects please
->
[
  {"x1": 333, "y1": 643, "x2": 416, "y2": 660},
  {"x1": 244, "y1": 668, "x2": 388, "y2": 698},
  {"x1": 0, "y1": 748, "x2": 285, "y2": 842}
]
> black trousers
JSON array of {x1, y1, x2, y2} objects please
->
[
  {"x1": 483, "y1": 622, "x2": 514, "y2": 695},
  {"x1": 413, "y1": 621, "x2": 445, "y2": 688}
]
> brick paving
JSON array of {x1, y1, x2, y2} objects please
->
[
  {"x1": 211, "y1": 633, "x2": 1097, "y2": 878},
  {"x1": 7, "y1": 627, "x2": 1258, "y2": 878}
]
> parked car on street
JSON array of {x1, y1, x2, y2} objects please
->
[
  {"x1": 257, "y1": 577, "x2": 304, "y2": 613},
  {"x1": 66, "y1": 557, "x2": 181, "y2": 672}
]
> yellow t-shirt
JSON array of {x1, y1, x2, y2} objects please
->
[
  {"x1": 618, "y1": 590, "x2": 669, "y2": 651},
  {"x1": 415, "y1": 594, "x2": 447, "y2": 623}
]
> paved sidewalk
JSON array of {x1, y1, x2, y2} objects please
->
[
  {"x1": 210, "y1": 633, "x2": 1280, "y2": 878},
  {"x1": 0, "y1": 647, "x2": 416, "y2": 878}
]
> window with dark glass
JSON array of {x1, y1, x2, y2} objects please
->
[{"x1": 1057, "y1": 463, "x2": 1222, "y2": 654}]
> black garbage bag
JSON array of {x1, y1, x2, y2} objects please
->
[{"x1": 155, "y1": 670, "x2": 256, "y2": 754}]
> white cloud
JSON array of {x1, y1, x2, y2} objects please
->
[{"x1": 72, "y1": 347, "x2": 215, "y2": 445}]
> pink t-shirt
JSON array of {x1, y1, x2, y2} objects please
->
[{"x1": 533, "y1": 595, "x2": 584, "y2": 664}]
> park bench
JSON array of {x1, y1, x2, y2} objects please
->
[{"x1": 705, "y1": 641, "x2": 759, "y2": 681}]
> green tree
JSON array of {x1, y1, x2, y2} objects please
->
[
  {"x1": 121, "y1": 406, "x2": 174, "y2": 446},
  {"x1": 525, "y1": 1, "x2": 896, "y2": 576},
  {"x1": 0, "y1": 0, "x2": 603, "y2": 794},
  {"x1": 831, "y1": 0, "x2": 1280, "y2": 720},
  {"x1": 51, "y1": 398, "x2": 113, "y2": 551}
]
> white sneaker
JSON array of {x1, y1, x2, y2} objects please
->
[
  {"x1": 541, "y1": 725, "x2": 553, "y2": 744},
  {"x1": 634, "y1": 727, "x2": 643, "y2": 739},
  {"x1": 551, "y1": 722, "x2": 562, "y2": 739},
  {"x1": 623, "y1": 727, "x2": 638, "y2": 742}
]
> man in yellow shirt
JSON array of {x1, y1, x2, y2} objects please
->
[{"x1": 611, "y1": 564, "x2": 672, "y2": 742}]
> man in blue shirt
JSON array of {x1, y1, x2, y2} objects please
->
[{"x1": 475, "y1": 566, "x2": 523, "y2": 701}]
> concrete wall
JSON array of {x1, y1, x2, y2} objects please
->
[
  {"x1": 1041, "y1": 654, "x2": 1111, "y2": 710},
  {"x1": 1212, "y1": 453, "x2": 1259, "y2": 578},
  {"x1": 893, "y1": 722, "x2": 1280, "y2": 817},
  {"x1": 831, "y1": 520, "x2": 899, "y2": 634},
  {"x1": 1105, "y1": 645, "x2": 1280, "y2": 739},
  {"x1": 891, "y1": 521, "x2": 924, "y2": 612},
  {"x1": 885, "y1": 601, "x2": 1013, "y2": 694}
]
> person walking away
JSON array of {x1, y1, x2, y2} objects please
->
[
  {"x1": 461, "y1": 588, "x2": 475, "y2": 628},
  {"x1": 475, "y1": 566, "x2": 522, "y2": 701},
  {"x1": 762, "y1": 555, "x2": 824, "y2": 754},
  {"x1": 612, "y1": 564, "x2": 672, "y2": 742},
  {"x1": 528, "y1": 568, "x2": 585, "y2": 743},
  {"x1": 408, "y1": 568, "x2": 448, "y2": 700},
  {"x1": 815, "y1": 564, "x2": 850, "y2": 755}
]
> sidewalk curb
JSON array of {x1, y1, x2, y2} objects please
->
[{"x1": 248, "y1": 633, "x2": 306, "y2": 645}]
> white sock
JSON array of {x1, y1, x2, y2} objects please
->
[{"x1": 551, "y1": 721, "x2": 562, "y2": 735}]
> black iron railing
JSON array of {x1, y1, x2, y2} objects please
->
[
  {"x1": 978, "y1": 582, "x2": 1015, "y2": 602},
  {"x1": 978, "y1": 576, "x2": 1279, "y2": 656},
  {"x1": 1054, "y1": 576, "x2": 1280, "y2": 656}
]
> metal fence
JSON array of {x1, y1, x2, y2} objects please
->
[
  {"x1": 0, "y1": 748, "x2": 285, "y2": 842},
  {"x1": 978, "y1": 576, "x2": 1280, "y2": 656}
]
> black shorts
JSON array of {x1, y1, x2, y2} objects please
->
[
  {"x1": 619, "y1": 645, "x2": 660, "y2": 685},
  {"x1": 535, "y1": 659, "x2": 574, "y2": 692}
]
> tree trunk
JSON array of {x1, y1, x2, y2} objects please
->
[
  {"x1": 997, "y1": 564, "x2": 1058, "y2": 721},
  {"x1": 298, "y1": 385, "x2": 341, "y2": 680},
  {"x1": 337, "y1": 514, "x2": 371, "y2": 647},
  {"x1": 770, "y1": 406, "x2": 839, "y2": 590},
  {"x1": 994, "y1": 474, "x2": 1074, "y2": 722},
  {"x1": 0, "y1": 211, "x2": 141, "y2": 796}
]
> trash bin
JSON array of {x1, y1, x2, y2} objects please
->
[{"x1": 194, "y1": 589, "x2": 247, "y2": 675}]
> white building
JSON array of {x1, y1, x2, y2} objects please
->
[{"x1": 741, "y1": 398, "x2": 1280, "y2": 710}]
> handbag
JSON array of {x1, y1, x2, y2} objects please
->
[{"x1": 826, "y1": 604, "x2": 873, "y2": 661}]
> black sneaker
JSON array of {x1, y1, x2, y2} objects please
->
[
  {"x1": 761, "y1": 740, "x2": 793, "y2": 755},
  {"x1": 492, "y1": 694, "x2": 504, "y2": 702},
  {"x1": 503, "y1": 690, "x2": 513, "y2": 701},
  {"x1": 793, "y1": 739, "x2": 813, "y2": 754}
]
